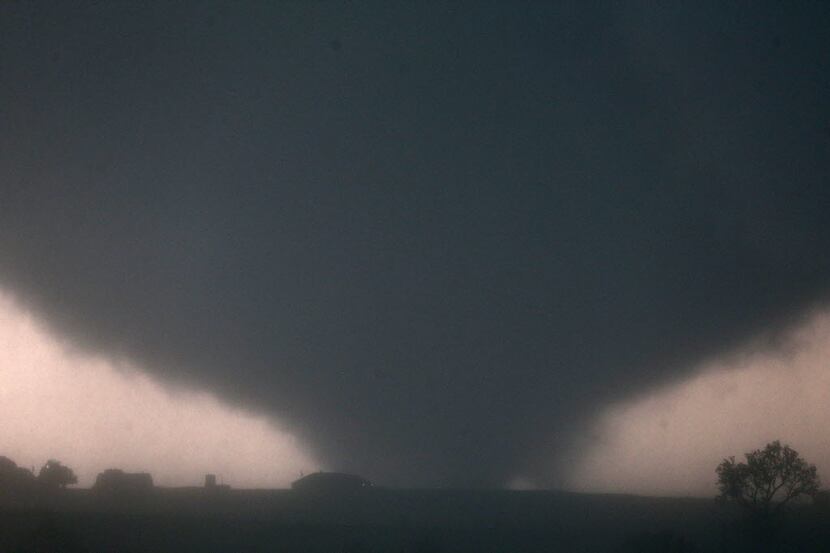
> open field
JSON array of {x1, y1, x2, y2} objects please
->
[{"x1": 2, "y1": 488, "x2": 829, "y2": 552}]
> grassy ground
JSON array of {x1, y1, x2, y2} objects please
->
[{"x1": 1, "y1": 489, "x2": 828, "y2": 552}]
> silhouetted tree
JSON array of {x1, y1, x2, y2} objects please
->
[
  {"x1": 716, "y1": 440, "x2": 820, "y2": 517},
  {"x1": 0, "y1": 456, "x2": 16, "y2": 474},
  {"x1": 0, "y1": 455, "x2": 36, "y2": 495},
  {"x1": 38, "y1": 459, "x2": 77, "y2": 489}
]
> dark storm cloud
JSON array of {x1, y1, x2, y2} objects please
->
[{"x1": 1, "y1": 2, "x2": 829, "y2": 486}]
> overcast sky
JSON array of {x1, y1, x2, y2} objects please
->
[{"x1": 1, "y1": 2, "x2": 829, "y2": 490}]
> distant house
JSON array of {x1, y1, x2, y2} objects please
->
[
  {"x1": 93, "y1": 469, "x2": 154, "y2": 494},
  {"x1": 814, "y1": 490, "x2": 830, "y2": 508},
  {"x1": 291, "y1": 472, "x2": 372, "y2": 494}
]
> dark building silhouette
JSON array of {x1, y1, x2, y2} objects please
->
[
  {"x1": 93, "y1": 469, "x2": 154, "y2": 494},
  {"x1": 291, "y1": 472, "x2": 372, "y2": 494}
]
